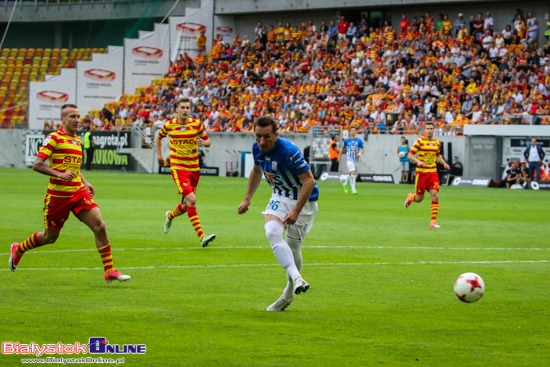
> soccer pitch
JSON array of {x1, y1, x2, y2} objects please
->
[{"x1": 1, "y1": 168, "x2": 549, "y2": 366}]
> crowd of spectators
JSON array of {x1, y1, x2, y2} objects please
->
[{"x1": 79, "y1": 7, "x2": 550, "y2": 135}]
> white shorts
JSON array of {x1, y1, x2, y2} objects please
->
[
  {"x1": 347, "y1": 161, "x2": 357, "y2": 172},
  {"x1": 262, "y1": 193, "x2": 319, "y2": 240}
]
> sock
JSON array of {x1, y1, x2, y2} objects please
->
[
  {"x1": 265, "y1": 221, "x2": 300, "y2": 281},
  {"x1": 17, "y1": 233, "x2": 43, "y2": 254},
  {"x1": 98, "y1": 244, "x2": 114, "y2": 274},
  {"x1": 282, "y1": 234, "x2": 303, "y2": 300},
  {"x1": 344, "y1": 175, "x2": 350, "y2": 186},
  {"x1": 187, "y1": 206, "x2": 205, "y2": 240},
  {"x1": 431, "y1": 201, "x2": 439, "y2": 222},
  {"x1": 168, "y1": 203, "x2": 186, "y2": 220},
  {"x1": 350, "y1": 174, "x2": 357, "y2": 190},
  {"x1": 410, "y1": 193, "x2": 417, "y2": 203}
]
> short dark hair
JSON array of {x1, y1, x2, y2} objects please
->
[
  {"x1": 254, "y1": 115, "x2": 278, "y2": 134},
  {"x1": 61, "y1": 103, "x2": 78, "y2": 111},
  {"x1": 61, "y1": 104, "x2": 78, "y2": 116},
  {"x1": 175, "y1": 97, "x2": 191, "y2": 107},
  {"x1": 425, "y1": 121, "x2": 435, "y2": 128}
]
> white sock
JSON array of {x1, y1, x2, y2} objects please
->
[
  {"x1": 344, "y1": 175, "x2": 350, "y2": 186},
  {"x1": 350, "y1": 174, "x2": 357, "y2": 190},
  {"x1": 282, "y1": 233, "x2": 303, "y2": 300},
  {"x1": 265, "y1": 221, "x2": 300, "y2": 281}
]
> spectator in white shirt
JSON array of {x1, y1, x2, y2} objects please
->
[{"x1": 484, "y1": 12, "x2": 494, "y2": 32}]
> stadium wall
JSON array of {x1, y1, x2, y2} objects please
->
[{"x1": 1, "y1": 130, "x2": 468, "y2": 181}]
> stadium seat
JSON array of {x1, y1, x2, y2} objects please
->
[
  {"x1": 18, "y1": 49, "x2": 26, "y2": 58},
  {"x1": 1, "y1": 49, "x2": 8, "y2": 58},
  {"x1": 39, "y1": 66, "x2": 47, "y2": 74},
  {"x1": 26, "y1": 48, "x2": 35, "y2": 58},
  {"x1": 14, "y1": 64, "x2": 22, "y2": 73},
  {"x1": 43, "y1": 48, "x2": 52, "y2": 57},
  {"x1": 8, "y1": 87, "x2": 16, "y2": 97},
  {"x1": 24, "y1": 56, "x2": 32, "y2": 65},
  {"x1": 15, "y1": 56, "x2": 24, "y2": 65},
  {"x1": 29, "y1": 72, "x2": 37, "y2": 81},
  {"x1": 35, "y1": 48, "x2": 43, "y2": 58},
  {"x1": 1, "y1": 80, "x2": 7, "y2": 88},
  {"x1": 7, "y1": 56, "x2": 15, "y2": 65},
  {"x1": 9, "y1": 49, "x2": 17, "y2": 58},
  {"x1": 32, "y1": 57, "x2": 40, "y2": 66},
  {"x1": 52, "y1": 48, "x2": 60, "y2": 58}
]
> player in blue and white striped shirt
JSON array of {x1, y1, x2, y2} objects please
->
[
  {"x1": 338, "y1": 127, "x2": 364, "y2": 194},
  {"x1": 238, "y1": 116, "x2": 319, "y2": 312}
]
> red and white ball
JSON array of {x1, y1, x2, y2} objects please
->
[{"x1": 454, "y1": 272, "x2": 485, "y2": 303}]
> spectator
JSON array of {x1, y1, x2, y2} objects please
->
[
  {"x1": 521, "y1": 19, "x2": 539, "y2": 50},
  {"x1": 484, "y1": 12, "x2": 494, "y2": 33},
  {"x1": 502, "y1": 160, "x2": 524, "y2": 188},
  {"x1": 454, "y1": 13, "x2": 465, "y2": 37},
  {"x1": 337, "y1": 16, "x2": 349, "y2": 40},
  {"x1": 524, "y1": 138, "x2": 546, "y2": 181}
]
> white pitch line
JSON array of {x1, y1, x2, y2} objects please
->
[
  {"x1": 0, "y1": 245, "x2": 548, "y2": 257},
  {"x1": 1, "y1": 260, "x2": 547, "y2": 272}
]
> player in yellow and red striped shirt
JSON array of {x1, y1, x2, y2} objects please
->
[
  {"x1": 8, "y1": 104, "x2": 130, "y2": 283},
  {"x1": 404, "y1": 122, "x2": 450, "y2": 228},
  {"x1": 156, "y1": 97, "x2": 215, "y2": 247}
]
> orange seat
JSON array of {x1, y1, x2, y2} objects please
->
[{"x1": 35, "y1": 48, "x2": 43, "y2": 58}]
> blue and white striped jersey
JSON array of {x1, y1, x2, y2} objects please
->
[
  {"x1": 253, "y1": 137, "x2": 319, "y2": 201},
  {"x1": 343, "y1": 137, "x2": 364, "y2": 164}
]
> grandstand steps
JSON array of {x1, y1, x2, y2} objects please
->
[{"x1": 118, "y1": 147, "x2": 157, "y2": 174}]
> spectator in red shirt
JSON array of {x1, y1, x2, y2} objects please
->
[
  {"x1": 400, "y1": 14, "x2": 410, "y2": 33},
  {"x1": 337, "y1": 16, "x2": 349, "y2": 40},
  {"x1": 265, "y1": 72, "x2": 277, "y2": 87}
]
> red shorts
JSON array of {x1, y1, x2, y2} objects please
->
[
  {"x1": 171, "y1": 169, "x2": 200, "y2": 196},
  {"x1": 43, "y1": 188, "x2": 98, "y2": 230},
  {"x1": 415, "y1": 172, "x2": 440, "y2": 196}
]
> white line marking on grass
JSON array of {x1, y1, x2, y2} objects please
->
[
  {"x1": 0, "y1": 246, "x2": 548, "y2": 257},
  {"x1": 1, "y1": 260, "x2": 547, "y2": 272}
]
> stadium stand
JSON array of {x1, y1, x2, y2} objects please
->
[
  {"x1": 2, "y1": 8, "x2": 549, "y2": 132},
  {"x1": 0, "y1": 47, "x2": 106, "y2": 129},
  {"x1": 79, "y1": 9, "x2": 549, "y2": 135}
]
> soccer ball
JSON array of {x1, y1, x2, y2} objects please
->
[
  {"x1": 454, "y1": 273, "x2": 485, "y2": 303},
  {"x1": 399, "y1": 151, "x2": 407, "y2": 158}
]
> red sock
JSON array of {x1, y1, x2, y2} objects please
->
[
  {"x1": 431, "y1": 201, "x2": 439, "y2": 222},
  {"x1": 168, "y1": 203, "x2": 187, "y2": 220},
  {"x1": 98, "y1": 244, "x2": 114, "y2": 274},
  {"x1": 18, "y1": 233, "x2": 42, "y2": 254},
  {"x1": 187, "y1": 206, "x2": 205, "y2": 240}
]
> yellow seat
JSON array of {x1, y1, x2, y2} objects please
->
[
  {"x1": 1, "y1": 49, "x2": 8, "y2": 58},
  {"x1": 43, "y1": 48, "x2": 52, "y2": 57},
  {"x1": 9, "y1": 49, "x2": 17, "y2": 58}
]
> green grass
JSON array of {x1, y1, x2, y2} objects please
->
[{"x1": 0, "y1": 168, "x2": 549, "y2": 366}]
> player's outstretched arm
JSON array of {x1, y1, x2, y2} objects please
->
[
  {"x1": 238, "y1": 164, "x2": 263, "y2": 215},
  {"x1": 155, "y1": 134, "x2": 165, "y2": 167},
  {"x1": 283, "y1": 170, "x2": 315, "y2": 225},
  {"x1": 33, "y1": 156, "x2": 75, "y2": 181}
]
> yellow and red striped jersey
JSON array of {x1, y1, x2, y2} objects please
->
[
  {"x1": 410, "y1": 136, "x2": 441, "y2": 174},
  {"x1": 159, "y1": 118, "x2": 208, "y2": 172},
  {"x1": 37, "y1": 129, "x2": 84, "y2": 197}
]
